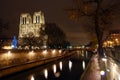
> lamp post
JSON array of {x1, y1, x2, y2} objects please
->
[{"x1": 100, "y1": 70, "x2": 105, "y2": 80}]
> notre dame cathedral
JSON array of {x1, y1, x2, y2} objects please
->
[
  {"x1": 19, "y1": 11, "x2": 45, "y2": 37},
  {"x1": 18, "y1": 11, "x2": 47, "y2": 49}
]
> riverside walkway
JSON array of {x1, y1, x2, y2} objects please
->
[
  {"x1": 80, "y1": 54, "x2": 101, "y2": 80},
  {"x1": 81, "y1": 52, "x2": 120, "y2": 80}
]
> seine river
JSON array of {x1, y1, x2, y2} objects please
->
[{"x1": 1, "y1": 50, "x2": 92, "y2": 80}]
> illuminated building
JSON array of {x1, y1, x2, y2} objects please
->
[
  {"x1": 103, "y1": 30, "x2": 120, "y2": 47},
  {"x1": 18, "y1": 11, "x2": 47, "y2": 48},
  {"x1": 19, "y1": 11, "x2": 45, "y2": 38}
]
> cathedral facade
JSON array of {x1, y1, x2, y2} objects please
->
[
  {"x1": 18, "y1": 11, "x2": 47, "y2": 48},
  {"x1": 19, "y1": 11, "x2": 45, "y2": 38}
]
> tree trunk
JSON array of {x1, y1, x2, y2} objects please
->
[
  {"x1": 94, "y1": 0, "x2": 104, "y2": 58},
  {"x1": 94, "y1": 17, "x2": 104, "y2": 57}
]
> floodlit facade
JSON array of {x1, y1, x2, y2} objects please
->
[
  {"x1": 19, "y1": 11, "x2": 45, "y2": 38},
  {"x1": 18, "y1": 11, "x2": 47, "y2": 48}
]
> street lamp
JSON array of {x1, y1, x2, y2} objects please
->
[
  {"x1": 100, "y1": 70, "x2": 106, "y2": 80},
  {"x1": 100, "y1": 70, "x2": 105, "y2": 76}
]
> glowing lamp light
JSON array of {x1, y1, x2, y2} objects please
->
[
  {"x1": 59, "y1": 50, "x2": 62, "y2": 54},
  {"x1": 2, "y1": 46, "x2": 12, "y2": 50},
  {"x1": 100, "y1": 70, "x2": 105, "y2": 76},
  {"x1": 29, "y1": 50, "x2": 35, "y2": 56},
  {"x1": 115, "y1": 38, "x2": 118, "y2": 41},
  {"x1": 52, "y1": 49, "x2": 56, "y2": 54},
  {"x1": 42, "y1": 50, "x2": 48, "y2": 55},
  {"x1": 102, "y1": 58, "x2": 107, "y2": 62}
]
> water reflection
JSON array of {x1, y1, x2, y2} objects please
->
[
  {"x1": 44, "y1": 69, "x2": 48, "y2": 79},
  {"x1": 30, "y1": 75, "x2": 35, "y2": 80},
  {"x1": 59, "y1": 61, "x2": 62, "y2": 71},
  {"x1": 82, "y1": 60, "x2": 86, "y2": 70},
  {"x1": 85, "y1": 51, "x2": 88, "y2": 58},
  {"x1": 54, "y1": 72, "x2": 60, "y2": 78},
  {"x1": 69, "y1": 60, "x2": 72, "y2": 71},
  {"x1": 2, "y1": 50, "x2": 91, "y2": 80},
  {"x1": 53, "y1": 64, "x2": 57, "y2": 73}
]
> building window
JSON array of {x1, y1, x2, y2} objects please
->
[
  {"x1": 23, "y1": 17, "x2": 26, "y2": 24},
  {"x1": 36, "y1": 16, "x2": 40, "y2": 23},
  {"x1": 38, "y1": 16, "x2": 40, "y2": 23},
  {"x1": 36, "y1": 16, "x2": 37, "y2": 23}
]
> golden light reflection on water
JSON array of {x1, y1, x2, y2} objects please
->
[
  {"x1": 44, "y1": 69, "x2": 48, "y2": 79},
  {"x1": 55, "y1": 72, "x2": 60, "y2": 78},
  {"x1": 82, "y1": 60, "x2": 85, "y2": 70},
  {"x1": 59, "y1": 61, "x2": 62, "y2": 71},
  {"x1": 30, "y1": 75, "x2": 35, "y2": 80},
  {"x1": 53, "y1": 64, "x2": 57, "y2": 73},
  {"x1": 69, "y1": 60, "x2": 72, "y2": 71}
]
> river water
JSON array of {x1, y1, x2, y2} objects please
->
[{"x1": 1, "y1": 50, "x2": 92, "y2": 80}]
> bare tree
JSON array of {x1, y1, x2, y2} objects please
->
[
  {"x1": 0, "y1": 18, "x2": 9, "y2": 34},
  {"x1": 0, "y1": 18, "x2": 9, "y2": 49},
  {"x1": 66, "y1": 0, "x2": 120, "y2": 57}
]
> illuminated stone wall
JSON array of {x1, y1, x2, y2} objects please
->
[
  {"x1": 19, "y1": 11, "x2": 45, "y2": 38},
  {"x1": 0, "y1": 49, "x2": 62, "y2": 68}
]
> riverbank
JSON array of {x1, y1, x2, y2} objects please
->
[
  {"x1": 0, "y1": 50, "x2": 75, "y2": 78},
  {"x1": 80, "y1": 54, "x2": 101, "y2": 80}
]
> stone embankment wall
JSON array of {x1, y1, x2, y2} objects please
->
[{"x1": 0, "y1": 49, "x2": 73, "y2": 78}]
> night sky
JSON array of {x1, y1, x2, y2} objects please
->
[{"x1": 0, "y1": 0, "x2": 120, "y2": 45}]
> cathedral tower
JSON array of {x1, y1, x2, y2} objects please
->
[{"x1": 19, "y1": 11, "x2": 45, "y2": 38}]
